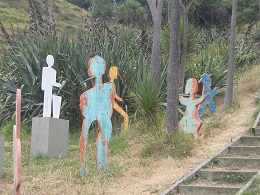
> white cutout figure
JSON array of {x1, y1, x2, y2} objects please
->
[{"x1": 41, "y1": 55, "x2": 62, "y2": 118}]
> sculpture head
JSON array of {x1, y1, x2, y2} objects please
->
[
  {"x1": 199, "y1": 73, "x2": 212, "y2": 85},
  {"x1": 108, "y1": 66, "x2": 118, "y2": 81},
  {"x1": 185, "y1": 78, "x2": 198, "y2": 95},
  {"x1": 88, "y1": 55, "x2": 106, "y2": 78},
  {"x1": 46, "y1": 55, "x2": 54, "y2": 67}
]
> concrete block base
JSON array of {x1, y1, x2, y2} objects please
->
[
  {"x1": 0, "y1": 135, "x2": 4, "y2": 179},
  {"x1": 31, "y1": 117, "x2": 69, "y2": 158}
]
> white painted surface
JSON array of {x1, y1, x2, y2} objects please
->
[{"x1": 42, "y1": 55, "x2": 62, "y2": 118}]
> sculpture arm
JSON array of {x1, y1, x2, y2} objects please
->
[
  {"x1": 179, "y1": 96, "x2": 187, "y2": 105},
  {"x1": 212, "y1": 87, "x2": 219, "y2": 96},
  {"x1": 115, "y1": 93, "x2": 123, "y2": 102},
  {"x1": 53, "y1": 82, "x2": 61, "y2": 88},
  {"x1": 195, "y1": 94, "x2": 205, "y2": 105},
  {"x1": 41, "y1": 68, "x2": 45, "y2": 90}
]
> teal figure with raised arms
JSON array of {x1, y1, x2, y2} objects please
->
[
  {"x1": 77, "y1": 55, "x2": 114, "y2": 176},
  {"x1": 198, "y1": 73, "x2": 219, "y2": 120},
  {"x1": 179, "y1": 78, "x2": 206, "y2": 138}
]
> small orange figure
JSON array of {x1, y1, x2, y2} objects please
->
[
  {"x1": 108, "y1": 66, "x2": 129, "y2": 132},
  {"x1": 179, "y1": 78, "x2": 206, "y2": 138}
]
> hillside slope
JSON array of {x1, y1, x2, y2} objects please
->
[{"x1": 0, "y1": 0, "x2": 86, "y2": 41}]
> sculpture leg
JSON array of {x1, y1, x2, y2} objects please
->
[
  {"x1": 96, "y1": 117, "x2": 112, "y2": 172},
  {"x1": 113, "y1": 103, "x2": 129, "y2": 132},
  {"x1": 77, "y1": 118, "x2": 91, "y2": 176},
  {"x1": 198, "y1": 101, "x2": 207, "y2": 120},
  {"x1": 208, "y1": 99, "x2": 217, "y2": 114},
  {"x1": 43, "y1": 93, "x2": 52, "y2": 117}
]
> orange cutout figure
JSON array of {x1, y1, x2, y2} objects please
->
[{"x1": 108, "y1": 66, "x2": 129, "y2": 132}]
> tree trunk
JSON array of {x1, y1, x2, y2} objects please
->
[
  {"x1": 224, "y1": 0, "x2": 237, "y2": 108},
  {"x1": 167, "y1": 0, "x2": 171, "y2": 23},
  {"x1": 179, "y1": 1, "x2": 193, "y2": 90},
  {"x1": 166, "y1": 0, "x2": 180, "y2": 136},
  {"x1": 179, "y1": 9, "x2": 188, "y2": 90},
  {"x1": 147, "y1": 0, "x2": 163, "y2": 83}
]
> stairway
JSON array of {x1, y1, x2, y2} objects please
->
[{"x1": 162, "y1": 136, "x2": 260, "y2": 195}]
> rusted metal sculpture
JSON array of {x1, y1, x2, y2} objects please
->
[
  {"x1": 108, "y1": 66, "x2": 129, "y2": 132},
  {"x1": 13, "y1": 89, "x2": 21, "y2": 195},
  {"x1": 77, "y1": 56, "x2": 114, "y2": 175},
  {"x1": 198, "y1": 73, "x2": 219, "y2": 120},
  {"x1": 179, "y1": 78, "x2": 206, "y2": 138}
]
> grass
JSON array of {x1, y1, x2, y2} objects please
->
[
  {"x1": 1, "y1": 126, "x2": 128, "y2": 194},
  {"x1": 242, "y1": 177, "x2": 260, "y2": 195},
  {"x1": 0, "y1": 0, "x2": 86, "y2": 45}
]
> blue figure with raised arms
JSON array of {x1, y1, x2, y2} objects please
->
[{"x1": 198, "y1": 73, "x2": 219, "y2": 120}]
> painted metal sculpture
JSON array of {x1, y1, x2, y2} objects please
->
[
  {"x1": 77, "y1": 56, "x2": 114, "y2": 175},
  {"x1": 108, "y1": 66, "x2": 129, "y2": 132},
  {"x1": 41, "y1": 55, "x2": 62, "y2": 118},
  {"x1": 13, "y1": 89, "x2": 21, "y2": 195},
  {"x1": 198, "y1": 73, "x2": 219, "y2": 120},
  {"x1": 179, "y1": 78, "x2": 206, "y2": 138}
]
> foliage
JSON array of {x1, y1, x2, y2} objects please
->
[
  {"x1": 0, "y1": 0, "x2": 86, "y2": 45},
  {"x1": 161, "y1": 19, "x2": 200, "y2": 57},
  {"x1": 130, "y1": 66, "x2": 166, "y2": 122},
  {"x1": 91, "y1": 0, "x2": 114, "y2": 20},
  {"x1": 0, "y1": 120, "x2": 30, "y2": 142},
  {"x1": 119, "y1": 0, "x2": 147, "y2": 26},
  {"x1": 141, "y1": 126, "x2": 196, "y2": 158},
  {"x1": 221, "y1": 0, "x2": 259, "y2": 25},
  {"x1": 186, "y1": 40, "x2": 229, "y2": 90},
  {"x1": 0, "y1": 26, "x2": 148, "y2": 126},
  {"x1": 235, "y1": 38, "x2": 260, "y2": 70}
]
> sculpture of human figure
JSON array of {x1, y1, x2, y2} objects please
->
[
  {"x1": 108, "y1": 66, "x2": 129, "y2": 132},
  {"x1": 41, "y1": 55, "x2": 61, "y2": 118},
  {"x1": 179, "y1": 78, "x2": 206, "y2": 138},
  {"x1": 77, "y1": 55, "x2": 114, "y2": 176},
  {"x1": 198, "y1": 73, "x2": 219, "y2": 120}
]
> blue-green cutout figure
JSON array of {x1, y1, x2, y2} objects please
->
[
  {"x1": 198, "y1": 73, "x2": 219, "y2": 120},
  {"x1": 77, "y1": 56, "x2": 114, "y2": 176}
]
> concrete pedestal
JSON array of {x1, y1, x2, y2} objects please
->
[
  {"x1": 31, "y1": 117, "x2": 69, "y2": 158},
  {"x1": 0, "y1": 135, "x2": 4, "y2": 179}
]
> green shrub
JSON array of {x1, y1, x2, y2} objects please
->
[
  {"x1": 130, "y1": 66, "x2": 166, "y2": 123},
  {"x1": 235, "y1": 38, "x2": 259, "y2": 70},
  {"x1": 0, "y1": 27, "x2": 149, "y2": 126},
  {"x1": 0, "y1": 120, "x2": 30, "y2": 141},
  {"x1": 141, "y1": 128, "x2": 196, "y2": 158}
]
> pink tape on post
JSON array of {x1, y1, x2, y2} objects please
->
[{"x1": 13, "y1": 89, "x2": 21, "y2": 195}]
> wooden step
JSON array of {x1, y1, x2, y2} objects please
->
[
  {"x1": 178, "y1": 184, "x2": 241, "y2": 195},
  {"x1": 228, "y1": 146, "x2": 260, "y2": 155},
  {"x1": 239, "y1": 136, "x2": 260, "y2": 146},
  {"x1": 198, "y1": 169, "x2": 257, "y2": 181},
  {"x1": 216, "y1": 156, "x2": 260, "y2": 168}
]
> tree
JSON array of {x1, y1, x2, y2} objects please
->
[
  {"x1": 91, "y1": 0, "x2": 114, "y2": 20},
  {"x1": 147, "y1": 0, "x2": 163, "y2": 83},
  {"x1": 166, "y1": 0, "x2": 180, "y2": 135},
  {"x1": 179, "y1": 0, "x2": 198, "y2": 89},
  {"x1": 119, "y1": 0, "x2": 147, "y2": 26},
  {"x1": 224, "y1": 0, "x2": 237, "y2": 108}
]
